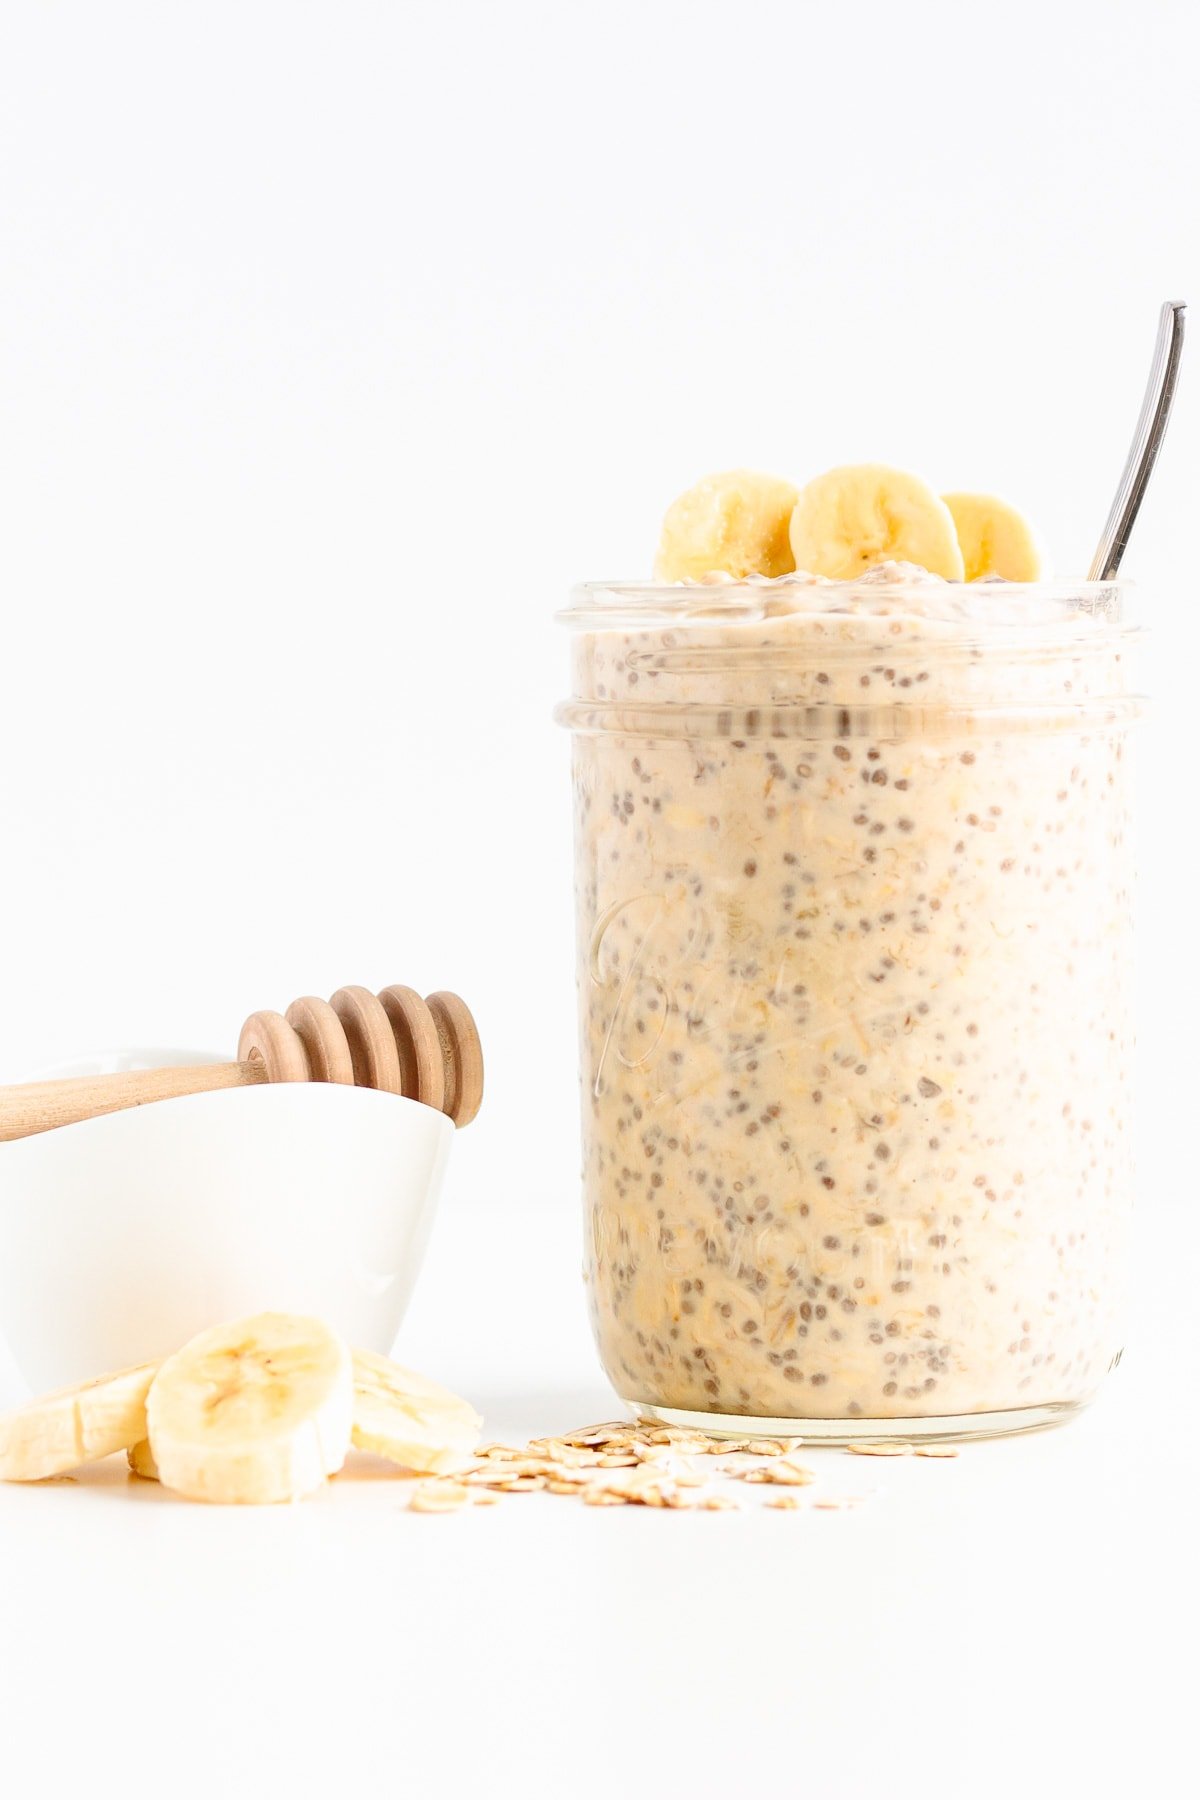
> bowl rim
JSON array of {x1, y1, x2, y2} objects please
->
[{"x1": 0, "y1": 1061, "x2": 455, "y2": 1158}]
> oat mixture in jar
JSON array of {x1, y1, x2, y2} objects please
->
[{"x1": 558, "y1": 571, "x2": 1142, "y2": 1440}]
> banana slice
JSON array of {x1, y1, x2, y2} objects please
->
[
  {"x1": 0, "y1": 1362, "x2": 158, "y2": 1482},
  {"x1": 146, "y1": 1312, "x2": 353, "y2": 1505},
  {"x1": 655, "y1": 469, "x2": 799, "y2": 582},
  {"x1": 942, "y1": 491, "x2": 1044, "y2": 581},
  {"x1": 351, "y1": 1349, "x2": 481, "y2": 1475},
  {"x1": 789, "y1": 464, "x2": 965, "y2": 581},
  {"x1": 127, "y1": 1439, "x2": 159, "y2": 1481}
]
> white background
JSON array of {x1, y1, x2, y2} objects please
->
[{"x1": 1, "y1": 3, "x2": 1197, "y2": 1796}]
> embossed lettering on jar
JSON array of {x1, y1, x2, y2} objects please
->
[{"x1": 557, "y1": 575, "x2": 1143, "y2": 1441}]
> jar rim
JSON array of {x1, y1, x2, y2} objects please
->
[{"x1": 562, "y1": 575, "x2": 1132, "y2": 631}]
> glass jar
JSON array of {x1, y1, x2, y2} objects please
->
[{"x1": 557, "y1": 574, "x2": 1143, "y2": 1441}]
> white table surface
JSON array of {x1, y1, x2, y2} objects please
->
[{"x1": 1, "y1": 1187, "x2": 1193, "y2": 1800}]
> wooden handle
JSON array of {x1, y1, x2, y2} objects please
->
[
  {"x1": 0, "y1": 983, "x2": 483, "y2": 1145},
  {"x1": 0, "y1": 1060, "x2": 267, "y2": 1144}
]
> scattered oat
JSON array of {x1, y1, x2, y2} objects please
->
[
  {"x1": 915, "y1": 1445, "x2": 959, "y2": 1458},
  {"x1": 651, "y1": 1429, "x2": 715, "y2": 1454},
  {"x1": 561, "y1": 1422, "x2": 637, "y2": 1448},
  {"x1": 742, "y1": 1458, "x2": 815, "y2": 1486},
  {"x1": 409, "y1": 1481, "x2": 472, "y2": 1513},
  {"x1": 773, "y1": 1460, "x2": 817, "y2": 1486},
  {"x1": 402, "y1": 1419, "x2": 874, "y2": 1515},
  {"x1": 534, "y1": 1444, "x2": 594, "y2": 1467}
]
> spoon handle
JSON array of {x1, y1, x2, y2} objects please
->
[{"x1": 1089, "y1": 300, "x2": 1186, "y2": 581}]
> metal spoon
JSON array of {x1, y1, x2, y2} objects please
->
[{"x1": 1088, "y1": 300, "x2": 1186, "y2": 580}]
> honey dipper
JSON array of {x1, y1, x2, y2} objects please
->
[{"x1": 0, "y1": 985, "x2": 483, "y2": 1145}]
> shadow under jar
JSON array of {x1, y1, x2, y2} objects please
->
[{"x1": 557, "y1": 574, "x2": 1144, "y2": 1442}]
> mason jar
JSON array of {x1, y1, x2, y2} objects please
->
[{"x1": 557, "y1": 573, "x2": 1142, "y2": 1441}]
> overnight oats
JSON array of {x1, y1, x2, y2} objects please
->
[{"x1": 559, "y1": 466, "x2": 1143, "y2": 1440}]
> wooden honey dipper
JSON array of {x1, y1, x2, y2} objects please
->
[{"x1": 0, "y1": 985, "x2": 483, "y2": 1145}]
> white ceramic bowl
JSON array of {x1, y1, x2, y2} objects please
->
[{"x1": 0, "y1": 1048, "x2": 453, "y2": 1395}]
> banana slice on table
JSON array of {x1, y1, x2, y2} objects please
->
[
  {"x1": 146, "y1": 1312, "x2": 353, "y2": 1505},
  {"x1": 789, "y1": 464, "x2": 965, "y2": 581},
  {"x1": 127, "y1": 1438, "x2": 159, "y2": 1480},
  {"x1": 655, "y1": 469, "x2": 799, "y2": 582},
  {"x1": 351, "y1": 1348, "x2": 481, "y2": 1474},
  {"x1": 942, "y1": 491, "x2": 1044, "y2": 581},
  {"x1": 129, "y1": 1354, "x2": 481, "y2": 1482},
  {"x1": 0, "y1": 1361, "x2": 159, "y2": 1482}
]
